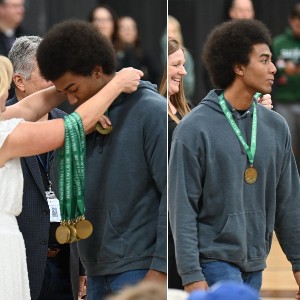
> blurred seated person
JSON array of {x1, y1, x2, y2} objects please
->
[
  {"x1": 0, "y1": 0, "x2": 25, "y2": 56},
  {"x1": 88, "y1": 4, "x2": 137, "y2": 71},
  {"x1": 225, "y1": 0, "x2": 255, "y2": 20},
  {"x1": 118, "y1": 16, "x2": 161, "y2": 85}
]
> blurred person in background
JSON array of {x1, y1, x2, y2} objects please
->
[
  {"x1": 88, "y1": 4, "x2": 137, "y2": 72},
  {"x1": 6, "y1": 35, "x2": 85, "y2": 300},
  {"x1": 272, "y1": 2, "x2": 300, "y2": 172},
  {"x1": 0, "y1": 0, "x2": 25, "y2": 56},
  {"x1": 118, "y1": 16, "x2": 161, "y2": 85},
  {"x1": 225, "y1": 0, "x2": 255, "y2": 20},
  {"x1": 88, "y1": 4, "x2": 118, "y2": 46},
  {"x1": 202, "y1": 0, "x2": 256, "y2": 97},
  {"x1": 203, "y1": 0, "x2": 256, "y2": 97},
  {"x1": 161, "y1": 15, "x2": 195, "y2": 102},
  {"x1": 163, "y1": 38, "x2": 190, "y2": 156}
]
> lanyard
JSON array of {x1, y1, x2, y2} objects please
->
[
  {"x1": 36, "y1": 152, "x2": 50, "y2": 174},
  {"x1": 219, "y1": 92, "x2": 257, "y2": 166},
  {"x1": 36, "y1": 152, "x2": 52, "y2": 190}
]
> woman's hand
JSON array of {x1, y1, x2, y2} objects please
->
[
  {"x1": 98, "y1": 114, "x2": 111, "y2": 129},
  {"x1": 115, "y1": 67, "x2": 144, "y2": 93},
  {"x1": 257, "y1": 94, "x2": 273, "y2": 110}
]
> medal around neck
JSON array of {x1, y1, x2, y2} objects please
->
[
  {"x1": 219, "y1": 93, "x2": 258, "y2": 185},
  {"x1": 244, "y1": 165, "x2": 257, "y2": 184},
  {"x1": 96, "y1": 122, "x2": 113, "y2": 135}
]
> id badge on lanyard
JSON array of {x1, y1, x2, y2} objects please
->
[{"x1": 46, "y1": 189, "x2": 62, "y2": 222}]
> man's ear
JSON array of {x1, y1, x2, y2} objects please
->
[
  {"x1": 234, "y1": 64, "x2": 244, "y2": 76},
  {"x1": 93, "y1": 66, "x2": 103, "y2": 78},
  {"x1": 13, "y1": 73, "x2": 25, "y2": 92}
]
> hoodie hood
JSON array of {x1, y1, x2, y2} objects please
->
[{"x1": 200, "y1": 89, "x2": 258, "y2": 118}]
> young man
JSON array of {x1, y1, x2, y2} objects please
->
[
  {"x1": 169, "y1": 19, "x2": 300, "y2": 294},
  {"x1": 6, "y1": 35, "x2": 85, "y2": 300},
  {"x1": 37, "y1": 20, "x2": 167, "y2": 299}
]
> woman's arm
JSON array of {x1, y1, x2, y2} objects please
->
[
  {"x1": 0, "y1": 68, "x2": 143, "y2": 166},
  {"x1": 3, "y1": 86, "x2": 66, "y2": 121},
  {"x1": 75, "y1": 67, "x2": 143, "y2": 133}
]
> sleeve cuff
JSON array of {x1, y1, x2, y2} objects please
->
[
  {"x1": 181, "y1": 270, "x2": 205, "y2": 286},
  {"x1": 150, "y1": 256, "x2": 167, "y2": 273}
]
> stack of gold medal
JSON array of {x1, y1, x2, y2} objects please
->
[{"x1": 56, "y1": 112, "x2": 93, "y2": 244}]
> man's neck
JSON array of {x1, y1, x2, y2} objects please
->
[
  {"x1": 223, "y1": 85, "x2": 255, "y2": 110},
  {"x1": 104, "y1": 73, "x2": 116, "y2": 85},
  {"x1": 93, "y1": 73, "x2": 115, "y2": 98}
]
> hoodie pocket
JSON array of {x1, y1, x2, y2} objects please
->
[
  {"x1": 80, "y1": 209, "x2": 125, "y2": 262},
  {"x1": 209, "y1": 210, "x2": 266, "y2": 262}
]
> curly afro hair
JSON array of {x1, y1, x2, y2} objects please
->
[
  {"x1": 202, "y1": 19, "x2": 271, "y2": 89},
  {"x1": 37, "y1": 19, "x2": 116, "y2": 81}
]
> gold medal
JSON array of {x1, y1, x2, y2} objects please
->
[
  {"x1": 96, "y1": 122, "x2": 113, "y2": 135},
  {"x1": 75, "y1": 219, "x2": 93, "y2": 239},
  {"x1": 56, "y1": 224, "x2": 71, "y2": 244},
  {"x1": 244, "y1": 166, "x2": 257, "y2": 184},
  {"x1": 66, "y1": 223, "x2": 78, "y2": 243}
]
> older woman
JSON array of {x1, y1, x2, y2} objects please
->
[{"x1": 0, "y1": 55, "x2": 142, "y2": 299}]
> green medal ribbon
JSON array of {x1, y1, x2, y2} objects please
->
[
  {"x1": 56, "y1": 112, "x2": 93, "y2": 244},
  {"x1": 219, "y1": 92, "x2": 257, "y2": 167},
  {"x1": 58, "y1": 112, "x2": 86, "y2": 222}
]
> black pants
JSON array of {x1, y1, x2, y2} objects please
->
[
  {"x1": 168, "y1": 221, "x2": 183, "y2": 289},
  {"x1": 38, "y1": 245, "x2": 73, "y2": 300}
]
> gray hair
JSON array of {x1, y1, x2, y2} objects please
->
[{"x1": 8, "y1": 35, "x2": 42, "y2": 80}]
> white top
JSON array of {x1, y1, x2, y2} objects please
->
[
  {"x1": 0, "y1": 118, "x2": 30, "y2": 299},
  {"x1": 0, "y1": 118, "x2": 24, "y2": 215}
]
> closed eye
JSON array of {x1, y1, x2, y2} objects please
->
[{"x1": 68, "y1": 88, "x2": 78, "y2": 93}]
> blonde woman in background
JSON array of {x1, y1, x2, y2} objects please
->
[{"x1": 161, "y1": 16, "x2": 195, "y2": 101}]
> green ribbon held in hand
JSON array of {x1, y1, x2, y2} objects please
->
[{"x1": 56, "y1": 112, "x2": 93, "y2": 244}]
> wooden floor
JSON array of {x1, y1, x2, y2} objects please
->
[{"x1": 261, "y1": 234, "x2": 297, "y2": 299}]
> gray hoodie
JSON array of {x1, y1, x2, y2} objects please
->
[
  {"x1": 169, "y1": 89, "x2": 300, "y2": 285},
  {"x1": 51, "y1": 81, "x2": 167, "y2": 277},
  {"x1": 78, "y1": 81, "x2": 167, "y2": 276}
]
